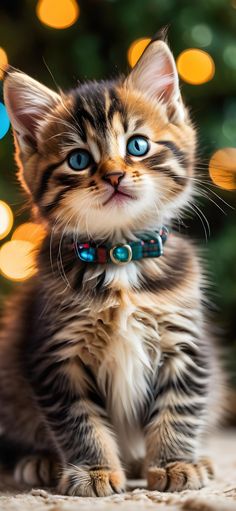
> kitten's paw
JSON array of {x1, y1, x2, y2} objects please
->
[
  {"x1": 58, "y1": 465, "x2": 126, "y2": 497},
  {"x1": 147, "y1": 457, "x2": 214, "y2": 492},
  {"x1": 14, "y1": 455, "x2": 58, "y2": 487}
]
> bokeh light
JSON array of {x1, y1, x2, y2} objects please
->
[
  {"x1": 0, "y1": 223, "x2": 45, "y2": 282},
  {"x1": 0, "y1": 240, "x2": 36, "y2": 281},
  {"x1": 127, "y1": 37, "x2": 151, "y2": 68},
  {"x1": 223, "y1": 100, "x2": 236, "y2": 143},
  {"x1": 177, "y1": 48, "x2": 215, "y2": 85},
  {"x1": 223, "y1": 119, "x2": 236, "y2": 143},
  {"x1": 191, "y1": 24, "x2": 213, "y2": 47},
  {"x1": 0, "y1": 200, "x2": 13, "y2": 240},
  {"x1": 12, "y1": 222, "x2": 46, "y2": 246},
  {"x1": 36, "y1": 0, "x2": 79, "y2": 29},
  {"x1": 0, "y1": 47, "x2": 8, "y2": 80},
  {"x1": 209, "y1": 148, "x2": 236, "y2": 190},
  {"x1": 223, "y1": 45, "x2": 236, "y2": 70},
  {"x1": 0, "y1": 102, "x2": 10, "y2": 139}
]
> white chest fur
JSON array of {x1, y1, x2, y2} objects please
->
[
  {"x1": 56, "y1": 274, "x2": 162, "y2": 460},
  {"x1": 93, "y1": 300, "x2": 161, "y2": 425}
]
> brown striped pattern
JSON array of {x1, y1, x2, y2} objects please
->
[{"x1": 0, "y1": 40, "x2": 222, "y2": 496}]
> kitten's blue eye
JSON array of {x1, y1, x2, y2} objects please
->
[
  {"x1": 68, "y1": 149, "x2": 91, "y2": 171},
  {"x1": 127, "y1": 136, "x2": 149, "y2": 157}
]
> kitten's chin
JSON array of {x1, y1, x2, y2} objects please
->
[
  {"x1": 102, "y1": 190, "x2": 137, "y2": 207},
  {"x1": 60, "y1": 181, "x2": 159, "y2": 238},
  {"x1": 65, "y1": 204, "x2": 161, "y2": 240}
]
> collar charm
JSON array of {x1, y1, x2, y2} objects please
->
[
  {"x1": 74, "y1": 227, "x2": 168, "y2": 265},
  {"x1": 110, "y1": 244, "x2": 132, "y2": 264}
]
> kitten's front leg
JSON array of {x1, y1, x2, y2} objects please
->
[
  {"x1": 29, "y1": 356, "x2": 125, "y2": 496},
  {"x1": 144, "y1": 326, "x2": 214, "y2": 492},
  {"x1": 56, "y1": 399, "x2": 125, "y2": 496}
]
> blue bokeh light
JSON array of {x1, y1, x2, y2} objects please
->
[{"x1": 0, "y1": 102, "x2": 10, "y2": 139}]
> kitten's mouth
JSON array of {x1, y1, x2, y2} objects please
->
[{"x1": 103, "y1": 190, "x2": 136, "y2": 206}]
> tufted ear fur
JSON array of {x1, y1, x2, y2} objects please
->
[
  {"x1": 3, "y1": 67, "x2": 60, "y2": 153},
  {"x1": 126, "y1": 39, "x2": 185, "y2": 122}
]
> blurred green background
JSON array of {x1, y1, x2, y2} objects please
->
[{"x1": 0, "y1": 0, "x2": 236, "y2": 386}]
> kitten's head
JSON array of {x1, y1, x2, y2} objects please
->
[{"x1": 3, "y1": 38, "x2": 196, "y2": 240}]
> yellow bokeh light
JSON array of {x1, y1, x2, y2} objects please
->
[
  {"x1": 0, "y1": 47, "x2": 8, "y2": 80},
  {"x1": 0, "y1": 200, "x2": 13, "y2": 240},
  {"x1": 36, "y1": 0, "x2": 79, "y2": 29},
  {"x1": 0, "y1": 240, "x2": 36, "y2": 281},
  {"x1": 12, "y1": 222, "x2": 46, "y2": 246},
  {"x1": 177, "y1": 48, "x2": 215, "y2": 85},
  {"x1": 127, "y1": 38, "x2": 151, "y2": 68},
  {"x1": 209, "y1": 148, "x2": 236, "y2": 190}
]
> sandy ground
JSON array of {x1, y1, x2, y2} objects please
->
[{"x1": 0, "y1": 430, "x2": 236, "y2": 511}]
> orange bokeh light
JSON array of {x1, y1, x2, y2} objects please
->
[
  {"x1": 12, "y1": 222, "x2": 46, "y2": 246},
  {"x1": 0, "y1": 240, "x2": 36, "y2": 281},
  {"x1": 36, "y1": 0, "x2": 79, "y2": 29},
  {"x1": 0, "y1": 200, "x2": 13, "y2": 240},
  {"x1": 177, "y1": 48, "x2": 215, "y2": 85},
  {"x1": 209, "y1": 148, "x2": 236, "y2": 190},
  {"x1": 127, "y1": 38, "x2": 151, "y2": 68},
  {"x1": 0, "y1": 47, "x2": 8, "y2": 80}
]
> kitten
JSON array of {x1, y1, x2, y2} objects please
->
[{"x1": 0, "y1": 36, "x2": 216, "y2": 496}]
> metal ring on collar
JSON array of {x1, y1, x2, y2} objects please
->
[{"x1": 109, "y1": 244, "x2": 132, "y2": 265}]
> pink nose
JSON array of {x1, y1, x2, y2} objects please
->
[{"x1": 103, "y1": 171, "x2": 125, "y2": 188}]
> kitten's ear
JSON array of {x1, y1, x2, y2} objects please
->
[
  {"x1": 3, "y1": 67, "x2": 60, "y2": 152},
  {"x1": 126, "y1": 39, "x2": 185, "y2": 122}
]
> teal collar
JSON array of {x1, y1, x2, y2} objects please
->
[{"x1": 73, "y1": 227, "x2": 168, "y2": 265}]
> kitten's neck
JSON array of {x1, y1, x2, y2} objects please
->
[
  {"x1": 50, "y1": 220, "x2": 168, "y2": 245},
  {"x1": 72, "y1": 227, "x2": 168, "y2": 265},
  {"x1": 38, "y1": 223, "x2": 170, "y2": 299}
]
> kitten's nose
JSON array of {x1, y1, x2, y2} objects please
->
[{"x1": 103, "y1": 171, "x2": 125, "y2": 188}]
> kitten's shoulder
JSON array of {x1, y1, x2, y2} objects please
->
[
  {"x1": 163, "y1": 231, "x2": 202, "y2": 284},
  {"x1": 138, "y1": 232, "x2": 201, "y2": 295}
]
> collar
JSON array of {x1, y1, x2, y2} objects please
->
[{"x1": 73, "y1": 227, "x2": 168, "y2": 265}]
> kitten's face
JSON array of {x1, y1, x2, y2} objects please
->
[{"x1": 4, "y1": 40, "x2": 196, "y2": 239}]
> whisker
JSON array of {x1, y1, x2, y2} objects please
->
[
  {"x1": 188, "y1": 202, "x2": 210, "y2": 241},
  {"x1": 194, "y1": 189, "x2": 228, "y2": 216}
]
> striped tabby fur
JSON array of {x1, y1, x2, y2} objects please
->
[{"x1": 0, "y1": 37, "x2": 218, "y2": 496}]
